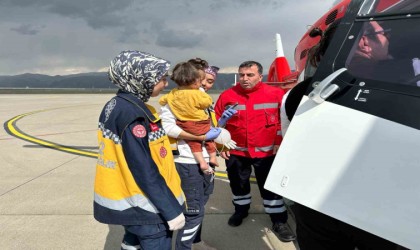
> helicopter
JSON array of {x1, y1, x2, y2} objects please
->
[{"x1": 265, "y1": 0, "x2": 420, "y2": 248}]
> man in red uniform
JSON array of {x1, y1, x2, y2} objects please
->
[{"x1": 214, "y1": 61, "x2": 296, "y2": 242}]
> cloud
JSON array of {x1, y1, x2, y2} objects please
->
[
  {"x1": 209, "y1": 0, "x2": 283, "y2": 10},
  {"x1": 156, "y1": 29, "x2": 205, "y2": 49},
  {"x1": 0, "y1": 0, "x2": 133, "y2": 29},
  {"x1": 0, "y1": 0, "x2": 338, "y2": 75},
  {"x1": 153, "y1": 21, "x2": 205, "y2": 49},
  {"x1": 47, "y1": 1, "x2": 132, "y2": 29},
  {"x1": 10, "y1": 24, "x2": 43, "y2": 35}
]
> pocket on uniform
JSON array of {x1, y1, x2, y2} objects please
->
[
  {"x1": 203, "y1": 173, "x2": 215, "y2": 196},
  {"x1": 183, "y1": 186, "x2": 201, "y2": 215},
  {"x1": 264, "y1": 110, "x2": 278, "y2": 126}
]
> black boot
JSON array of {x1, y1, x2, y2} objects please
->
[
  {"x1": 272, "y1": 222, "x2": 296, "y2": 242},
  {"x1": 227, "y1": 212, "x2": 248, "y2": 227}
]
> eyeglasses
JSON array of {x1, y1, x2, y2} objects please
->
[{"x1": 365, "y1": 28, "x2": 391, "y2": 39}]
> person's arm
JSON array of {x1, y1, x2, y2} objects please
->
[
  {"x1": 273, "y1": 89, "x2": 285, "y2": 154},
  {"x1": 160, "y1": 104, "x2": 183, "y2": 138},
  {"x1": 213, "y1": 92, "x2": 238, "y2": 127},
  {"x1": 285, "y1": 78, "x2": 312, "y2": 121},
  {"x1": 280, "y1": 91, "x2": 291, "y2": 136},
  {"x1": 160, "y1": 104, "x2": 220, "y2": 141},
  {"x1": 121, "y1": 119, "x2": 183, "y2": 222}
]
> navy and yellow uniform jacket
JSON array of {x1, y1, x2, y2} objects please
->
[{"x1": 94, "y1": 90, "x2": 184, "y2": 225}]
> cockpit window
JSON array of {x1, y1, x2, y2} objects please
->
[
  {"x1": 346, "y1": 18, "x2": 420, "y2": 86},
  {"x1": 359, "y1": 0, "x2": 420, "y2": 16}
]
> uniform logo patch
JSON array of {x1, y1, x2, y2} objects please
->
[
  {"x1": 160, "y1": 146, "x2": 167, "y2": 158},
  {"x1": 132, "y1": 125, "x2": 146, "y2": 138},
  {"x1": 270, "y1": 114, "x2": 276, "y2": 123},
  {"x1": 150, "y1": 123, "x2": 159, "y2": 132}
]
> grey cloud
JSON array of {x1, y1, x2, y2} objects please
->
[
  {"x1": 0, "y1": 0, "x2": 338, "y2": 75},
  {"x1": 10, "y1": 24, "x2": 43, "y2": 35},
  {"x1": 0, "y1": 0, "x2": 48, "y2": 8},
  {"x1": 209, "y1": 0, "x2": 283, "y2": 10},
  {"x1": 156, "y1": 29, "x2": 205, "y2": 49},
  {"x1": 117, "y1": 26, "x2": 148, "y2": 44},
  {"x1": 148, "y1": 20, "x2": 204, "y2": 49},
  {"x1": 1, "y1": 0, "x2": 133, "y2": 29},
  {"x1": 47, "y1": 1, "x2": 133, "y2": 28}
]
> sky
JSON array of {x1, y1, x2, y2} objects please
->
[{"x1": 0, "y1": 0, "x2": 341, "y2": 76}]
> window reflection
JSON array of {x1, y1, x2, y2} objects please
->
[{"x1": 346, "y1": 18, "x2": 420, "y2": 86}]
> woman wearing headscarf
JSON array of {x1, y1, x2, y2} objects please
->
[{"x1": 94, "y1": 50, "x2": 187, "y2": 250}]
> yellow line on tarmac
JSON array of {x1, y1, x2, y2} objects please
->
[
  {"x1": 5, "y1": 108, "x2": 256, "y2": 182},
  {"x1": 5, "y1": 109, "x2": 97, "y2": 158}
]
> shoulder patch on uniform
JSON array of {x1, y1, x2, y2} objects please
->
[{"x1": 132, "y1": 124, "x2": 147, "y2": 138}]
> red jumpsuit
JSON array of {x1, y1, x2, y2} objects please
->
[{"x1": 214, "y1": 82, "x2": 288, "y2": 223}]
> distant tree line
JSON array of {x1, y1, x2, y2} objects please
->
[{"x1": 0, "y1": 72, "x2": 260, "y2": 92}]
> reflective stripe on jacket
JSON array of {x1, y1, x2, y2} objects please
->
[
  {"x1": 94, "y1": 90, "x2": 184, "y2": 225},
  {"x1": 214, "y1": 82, "x2": 285, "y2": 158}
]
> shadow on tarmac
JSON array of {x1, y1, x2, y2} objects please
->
[{"x1": 104, "y1": 225, "x2": 124, "y2": 250}]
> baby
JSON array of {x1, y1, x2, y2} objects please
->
[{"x1": 159, "y1": 61, "x2": 217, "y2": 172}]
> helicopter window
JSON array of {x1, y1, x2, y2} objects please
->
[
  {"x1": 303, "y1": 20, "x2": 342, "y2": 80},
  {"x1": 346, "y1": 18, "x2": 420, "y2": 87},
  {"x1": 303, "y1": 47, "x2": 318, "y2": 79}
]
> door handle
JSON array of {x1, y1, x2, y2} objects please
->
[{"x1": 308, "y1": 68, "x2": 347, "y2": 104}]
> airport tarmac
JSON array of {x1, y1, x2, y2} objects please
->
[{"x1": 0, "y1": 94, "x2": 298, "y2": 250}]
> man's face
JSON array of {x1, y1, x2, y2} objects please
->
[
  {"x1": 368, "y1": 21, "x2": 390, "y2": 61},
  {"x1": 238, "y1": 65, "x2": 262, "y2": 90}
]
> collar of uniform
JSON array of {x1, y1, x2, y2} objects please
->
[
  {"x1": 235, "y1": 81, "x2": 263, "y2": 94},
  {"x1": 117, "y1": 90, "x2": 159, "y2": 122}
]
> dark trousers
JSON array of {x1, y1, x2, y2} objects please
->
[
  {"x1": 225, "y1": 154, "x2": 288, "y2": 223},
  {"x1": 175, "y1": 162, "x2": 214, "y2": 250},
  {"x1": 295, "y1": 203, "x2": 402, "y2": 250},
  {"x1": 122, "y1": 224, "x2": 172, "y2": 250}
]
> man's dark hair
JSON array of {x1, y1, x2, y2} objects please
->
[{"x1": 239, "y1": 61, "x2": 263, "y2": 75}]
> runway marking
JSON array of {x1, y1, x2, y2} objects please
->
[
  {"x1": 4, "y1": 108, "x2": 257, "y2": 182},
  {"x1": 4, "y1": 109, "x2": 97, "y2": 158}
]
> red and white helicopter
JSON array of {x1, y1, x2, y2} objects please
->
[{"x1": 265, "y1": 0, "x2": 420, "y2": 248}]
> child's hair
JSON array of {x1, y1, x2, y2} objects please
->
[
  {"x1": 188, "y1": 58, "x2": 209, "y2": 71},
  {"x1": 170, "y1": 62, "x2": 201, "y2": 86}
]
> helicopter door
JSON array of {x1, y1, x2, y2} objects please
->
[{"x1": 265, "y1": 2, "x2": 420, "y2": 249}]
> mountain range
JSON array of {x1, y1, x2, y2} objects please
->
[{"x1": 0, "y1": 72, "x2": 266, "y2": 92}]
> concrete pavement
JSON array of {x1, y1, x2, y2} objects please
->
[{"x1": 0, "y1": 94, "x2": 298, "y2": 250}]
